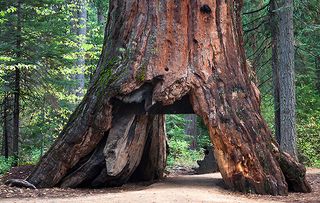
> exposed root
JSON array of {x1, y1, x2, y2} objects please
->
[{"x1": 5, "y1": 179, "x2": 36, "y2": 189}]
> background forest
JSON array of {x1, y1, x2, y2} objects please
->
[{"x1": 0, "y1": 0, "x2": 319, "y2": 174}]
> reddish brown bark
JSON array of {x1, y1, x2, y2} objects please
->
[{"x1": 7, "y1": 0, "x2": 311, "y2": 195}]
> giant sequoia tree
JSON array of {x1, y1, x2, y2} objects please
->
[{"x1": 8, "y1": 0, "x2": 311, "y2": 195}]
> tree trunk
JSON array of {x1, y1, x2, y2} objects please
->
[
  {"x1": 8, "y1": 0, "x2": 310, "y2": 195},
  {"x1": 97, "y1": 1, "x2": 106, "y2": 25},
  {"x1": 195, "y1": 146, "x2": 219, "y2": 174},
  {"x1": 1, "y1": 93, "x2": 14, "y2": 157},
  {"x1": 1, "y1": 0, "x2": 14, "y2": 158},
  {"x1": 130, "y1": 115, "x2": 167, "y2": 182},
  {"x1": 12, "y1": 0, "x2": 22, "y2": 166},
  {"x1": 184, "y1": 114, "x2": 199, "y2": 149},
  {"x1": 270, "y1": 1, "x2": 281, "y2": 146},
  {"x1": 316, "y1": 56, "x2": 320, "y2": 92},
  {"x1": 70, "y1": 0, "x2": 87, "y2": 97},
  {"x1": 270, "y1": 0, "x2": 298, "y2": 159},
  {"x1": 2, "y1": 94, "x2": 9, "y2": 158},
  {"x1": 75, "y1": 0, "x2": 87, "y2": 97}
]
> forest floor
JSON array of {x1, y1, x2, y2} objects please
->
[{"x1": 0, "y1": 166, "x2": 319, "y2": 203}]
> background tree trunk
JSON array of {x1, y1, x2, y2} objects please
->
[
  {"x1": 270, "y1": 0, "x2": 298, "y2": 159},
  {"x1": 96, "y1": 0, "x2": 106, "y2": 25},
  {"x1": 75, "y1": 0, "x2": 87, "y2": 97},
  {"x1": 12, "y1": 0, "x2": 22, "y2": 166},
  {"x1": 1, "y1": 0, "x2": 14, "y2": 158},
  {"x1": 270, "y1": 1, "x2": 281, "y2": 147},
  {"x1": 7, "y1": 0, "x2": 310, "y2": 195},
  {"x1": 70, "y1": 0, "x2": 87, "y2": 97},
  {"x1": 1, "y1": 94, "x2": 14, "y2": 157},
  {"x1": 316, "y1": 56, "x2": 320, "y2": 92},
  {"x1": 184, "y1": 114, "x2": 199, "y2": 150},
  {"x1": 2, "y1": 94, "x2": 9, "y2": 158}
]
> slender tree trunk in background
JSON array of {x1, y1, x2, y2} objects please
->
[
  {"x1": 97, "y1": 2, "x2": 105, "y2": 25},
  {"x1": 2, "y1": 94, "x2": 9, "y2": 158},
  {"x1": 1, "y1": 0, "x2": 13, "y2": 158},
  {"x1": 74, "y1": 0, "x2": 87, "y2": 97},
  {"x1": 12, "y1": 0, "x2": 22, "y2": 166},
  {"x1": 13, "y1": 69, "x2": 20, "y2": 166},
  {"x1": 70, "y1": 1, "x2": 77, "y2": 35},
  {"x1": 270, "y1": 2, "x2": 281, "y2": 145},
  {"x1": 270, "y1": 0, "x2": 297, "y2": 160},
  {"x1": 316, "y1": 56, "x2": 320, "y2": 92},
  {"x1": 7, "y1": 0, "x2": 311, "y2": 195},
  {"x1": 2, "y1": 94, "x2": 14, "y2": 157},
  {"x1": 70, "y1": 0, "x2": 87, "y2": 97},
  {"x1": 184, "y1": 114, "x2": 198, "y2": 150}
]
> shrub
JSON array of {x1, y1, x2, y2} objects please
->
[
  {"x1": 0, "y1": 156, "x2": 14, "y2": 175},
  {"x1": 166, "y1": 115, "x2": 204, "y2": 168},
  {"x1": 19, "y1": 148, "x2": 42, "y2": 165}
]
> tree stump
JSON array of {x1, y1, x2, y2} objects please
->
[
  {"x1": 9, "y1": 0, "x2": 311, "y2": 195},
  {"x1": 195, "y1": 146, "x2": 219, "y2": 174}
]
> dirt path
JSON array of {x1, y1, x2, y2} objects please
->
[
  {"x1": 1, "y1": 169, "x2": 319, "y2": 203},
  {"x1": 0, "y1": 173, "x2": 271, "y2": 203}
]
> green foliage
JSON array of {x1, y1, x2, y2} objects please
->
[
  {"x1": 166, "y1": 115, "x2": 205, "y2": 168},
  {"x1": 296, "y1": 76, "x2": 320, "y2": 167},
  {"x1": 196, "y1": 117, "x2": 212, "y2": 148},
  {"x1": 0, "y1": 0, "x2": 109, "y2": 169},
  {"x1": 0, "y1": 156, "x2": 14, "y2": 175},
  {"x1": 166, "y1": 115, "x2": 188, "y2": 140},
  {"x1": 260, "y1": 94, "x2": 275, "y2": 134},
  {"x1": 167, "y1": 138, "x2": 203, "y2": 167},
  {"x1": 19, "y1": 148, "x2": 42, "y2": 165},
  {"x1": 292, "y1": 0, "x2": 320, "y2": 167}
]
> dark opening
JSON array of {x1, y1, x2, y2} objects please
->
[
  {"x1": 200, "y1": 5, "x2": 212, "y2": 14},
  {"x1": 112, "y1": 85, "x2": 217, "y2": 176}
]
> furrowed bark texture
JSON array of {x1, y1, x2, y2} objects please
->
[
  {"x1": 19, "y1": 0, "x2": 311, "y2": 195},
  {"x1": 271, "y1": 0, "x2": 298, "y2": 159}
]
